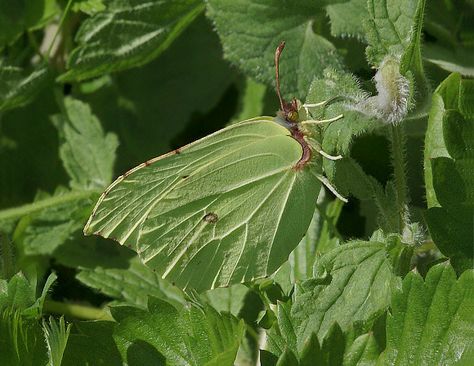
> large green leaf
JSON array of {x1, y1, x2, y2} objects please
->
[
  {"x1": 85, "y1": 118, "x2": 321, "y2": 292},
  {"x1": 43, "y1": 316, "x2": 72, "y2": 366},
  {"x1": 82, "y1": 16, "x2": 239, "y2": 170},
  {"x1": 59, "y1": 0, "x2": 204, "y2": 82},
  {"x1": 112, "y1": 298, "x2": 244, "y2": 365},
  {"x1": 52, "y1": 97, "x2": 118, "y2": 191},
  {"x1": 265, "y1": 238, "x2": 405, "y2": 362},
  {"x1": 379, "y1": 262, "x2": 474, "y2": 365},
  {"x1": 0, "y1": 63, "x2": 50, "y2": 112},
  {"x1": 206, "y1": 0, "x2": 343, "y2": 99},
  {"x1": 424, "y1": 74, "x2": 474, "y2": 272}
]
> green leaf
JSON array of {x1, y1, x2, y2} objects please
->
[
  {"x1": 59, "y1": 0, "x2": 204, "y2": 82},
  {"x1": 0, "y1": 63, "x2": 50, "y2": 112},
  {"x1": 62, "y1": 321, "x2": 122, "y2": 366},
  {"x1": 52, "y1": 97, "x2": 118, "y2": 190},
  {"x1": 266, "y1": 239, "x2": 401, "y2": 362},
  {"x1": 424, "y1": 73, "x2": 460, "y2": 207},
  {"x1": 112, "y1": 298, "x2": 245, "y2": 365},
  {"x1": 0, "y1": 310, "x2": 48, "y2": 366},
  {"x1": 202, "y1": 284, "x2": 249, "y2": 316},
  {"x1": 43, "y1": 316, "x2": 72, "y2": 366},
  {"x1": 424, "y1": 44, "x2": 474, "y2": 77},
  {"x1": 0, "y1": 271, "x2": 56, "y2": 318},
  {"x1": 81, "y1": 16, "x2": 238, "y2": 169},
  {"x1": 85, "y1": 119, "x2": 321, "y2": 292},
  {"x1": 206, "y1": 0, "x2": 344, "y2": 99},
  {"x1": 424, "y1": 74, "x2": 474, "y2": 272},
  {"x1": 76, "y1": 255, "x2": 184, "y2": 308},
  {"x1": 364, "y1": 0, "x2": 423, "y2": 66},
  {"x1": 71, "y1": 0, "x2": 106, "y2": 15},
  {"x1": 0, "y1": 0, "x2": 57, "y2": 47},
  {"x1": 289, "y1": 194, "x2": 343, "y2": 282},
  {"x1": 293, "y1": 241, "x2": 397, "y2": 348},
  {"x1": 233, "y1": 78, "x2": 267, "y2": 123},
  {"x1": 325, "y1": 0, "x2": 367, "y2": 41},
  {"x1": 379, "y1": 262, "x2": 474, "y2": 365},
  {"x1": 13, "y1": 188, "x2": 94, "y2": 256}
]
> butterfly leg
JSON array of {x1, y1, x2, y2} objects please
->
[
  {"x1": 300, "y1": 114, "x2": 344, "y2": 126},
  {"x1": 316, "y1": 174, "x2": 348, "y2": 203},
  {"x1": 316, "y1": 149, "x2": 343, "y2": 160}
]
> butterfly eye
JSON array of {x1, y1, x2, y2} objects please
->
[{"x1": 287, "y1": 110, "x2": 299, "y2": 123}]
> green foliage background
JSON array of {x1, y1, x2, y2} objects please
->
[{"x1": 0, "y1": 0, "x2": 473, "y2": 365}]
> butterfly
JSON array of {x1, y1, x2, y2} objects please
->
[{"x1": 84, "y1": 42, "x2": 345, "y2": 292}]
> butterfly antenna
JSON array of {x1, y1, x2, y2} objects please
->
[{"x1": 275, "y1": 41, "x2": 286, "y2": 112}]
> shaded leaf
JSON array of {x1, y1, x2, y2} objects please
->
[
  {"x1": 76, "y1": 255, "x2": 184, "y2": 309},
  {"x1": 59, "y1": 0, "x2": 204, "y2": 81},
  {"x1": 207, "y1": 0, "x2": 344, "y2": 99},
  {"x1": 62, "y1": 321, "x2": 122, "y2": 366},
  {"x1": 0, "y1": 0, "x2": 57, "y2": 47},
  {"x1": 0, "y1": 63, "x2": 50, "y2": 112}
]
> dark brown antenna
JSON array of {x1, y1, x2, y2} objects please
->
[{"x1": 275, "y1": 41, "x2": 286, "y2": 112}]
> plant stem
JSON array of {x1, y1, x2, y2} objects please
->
[
  {"x1": 390, "y1": 123, "x2": 409, "y2": 233},
  {"x1": 46, "y1": 0, "x2": 74, "y2": 59},
  {"x1": 44, "y1": 300, "x2": 113, "y2": 321},
  {"x1": 0, "y1": 190, "x2": 97, "y2": 222}
]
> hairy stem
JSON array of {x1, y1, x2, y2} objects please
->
[
  {"x1": 0, "y1": 190, "x2": 97, "y2": 223},
  {"x1": 390, "y1": 123, "x2": 409, "y2": 233},
  {"x1": 44, "y1": 300, "x2": 113, "y2": 321}
]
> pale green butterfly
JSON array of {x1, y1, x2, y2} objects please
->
[{"x1": 84, "y1": 42, "x2": 345, "y2": 292}]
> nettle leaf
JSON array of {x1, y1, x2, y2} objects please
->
[
  {"x1": 0, "y1": 63, "x2": 50, "y2": 112},
  {"x1": 52, "y1": 97, "x2": 118, "y2": 190},
  {"x1": 76, "y1": 255, "x2": 184, "y2": 309},
  {"x1": 206, "y1": 0, "x2": 344, "y2": 99},
  {"x1": 424, "y1": 74, "x2": 474, "y2": 272},
  {"x1": 325, "y1": 0, "x2": 367, "y2": 41},
  {"x1": 43, "y1": 316, "x2": 72, "y2": 366},
  {"x1": 379, "y1": 262, "x2": 474, "y2": 365},
  {"x1": 85, "y1": 119, "x2": 321, "y2": 292},
  {"x1": 0, "y1": 0, "x2": 57, "y2": 47},
  {"x1": 14, "y1": 188, "x2": 94, "y2": 256},
  {"x1": 112, "y1": 298, "x2": 244, "y2": 365},
  {"x1": 202, "y1": 284, "x2": 249, "y2": 317},
  {"x1": 266, "y1": 239, "x2": 403, "y2": 360},
  {"x1": 424, "y1": 73, "x2": 460, "y2": 207},
  {"x1": 365, "y1": 0, "x2": 430, "y2": 117},
  {"x1": 288, "y1": 194, "x2": 343, "y2": 282},
  {"x1": 364, "y1": 0, "x2": 422, "y2": 66},
  {"x1": 59, "y1": 0, "x2": 204, "y2": 82},
  {"x1": 0, "y1": 271, "x2": 56, "y2": 318},
  {"x1": 305, "y1": 69, "x2": 402, "y2": 230},
  {"x1": 0, "y1": 310, "x2": 48, "y2": 366}
]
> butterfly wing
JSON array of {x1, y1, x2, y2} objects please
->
[{"x1": 84, "y1": 118, "x2": 320, "y2": 291}]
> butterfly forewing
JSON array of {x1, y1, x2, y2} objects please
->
[{"x1": 85, "y1": 118, "x2": 320, "y2": 291}]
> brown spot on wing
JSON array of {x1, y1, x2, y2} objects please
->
[{"x1": 203, "y1": 212, "x2": 218, "y2": 223}]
